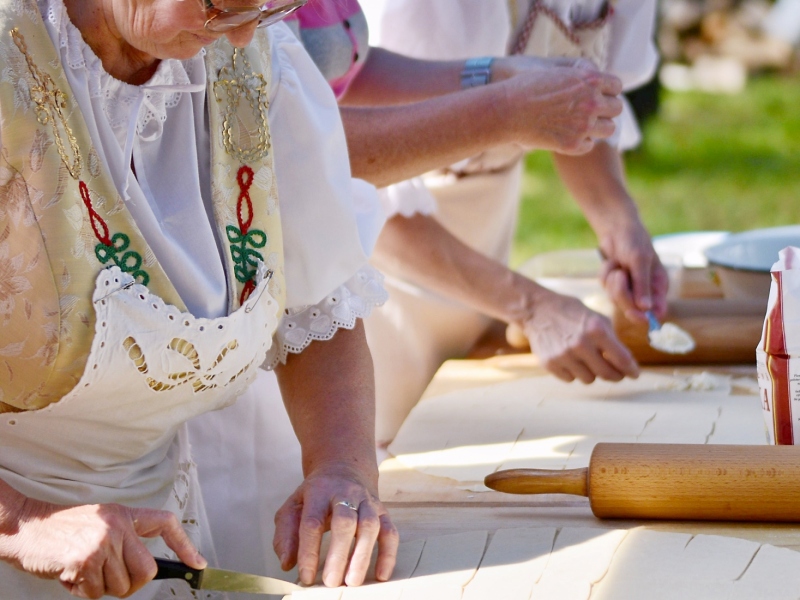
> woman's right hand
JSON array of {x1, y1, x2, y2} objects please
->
[
  {"x1": 0, "y1": 498, "x2": 205, "y2": 599},
  {"x1": 497, "y1": 62, "x2": 624, "y2": 155}
]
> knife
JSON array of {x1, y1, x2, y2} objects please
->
[{"x1": 155, "y1": 558, "x2": 301, "y2": 595}]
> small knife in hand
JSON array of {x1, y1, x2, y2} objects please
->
[{"x1": 155, "y1": 558, "x2": 301, "y2": 595}]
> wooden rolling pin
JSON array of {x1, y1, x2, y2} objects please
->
[{"x1": 484, "y1": 443, "x2": 800, "y2": 522}]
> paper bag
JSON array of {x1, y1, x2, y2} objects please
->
[{"x1": 757, "y1": 246, "x2": 800, "y2": 444}]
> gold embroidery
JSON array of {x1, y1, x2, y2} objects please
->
[
  {"x1": 122, "y1": 336, "x2": 246, "y2": 393},
  {"x1": 10, "y1": 28, "x2": 82, "y2": 180},
  {"x1": 213, "y1": 48, "x2": 271, "y2": 163}
]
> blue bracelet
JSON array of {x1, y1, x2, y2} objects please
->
[{"x1": 460, "y1": 57, "x2": 494, "y2": 88}]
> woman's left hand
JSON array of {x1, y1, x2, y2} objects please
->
[{"x1": 273, "y1": 462, "x2": 398, "y2": 588}]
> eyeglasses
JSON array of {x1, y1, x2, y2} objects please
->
[{"x1": 202, "y1": 0, "x2": 307, "y2": 33}]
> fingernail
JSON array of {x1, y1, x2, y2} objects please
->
[
  {"x1": 196, "y1": 553, "x2": 208, "y2": 569},
  {"x1": 300, "y1": 568, "x2": 315, "y2": 585}
]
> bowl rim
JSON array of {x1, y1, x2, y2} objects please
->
[{"x1": 704, "y1": 225, "x2": 800, "y2": 273}]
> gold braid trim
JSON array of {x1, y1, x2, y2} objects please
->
[{"x1": 10, "y1": 27, "x2": 82, "y2": 179}]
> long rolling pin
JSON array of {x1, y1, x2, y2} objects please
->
[{"x1": 484, "y1": 443, "x2": 800, "y2": 522}]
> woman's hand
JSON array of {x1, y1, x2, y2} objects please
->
[
  {"x1": 598, "y1": 220, "x2": 669, "y2": 324},
  {"x1": 496, "y1": 60, "x2": 624, "y2": 155},
  {"x1": 519, "y1": 287, "x2": 640, "y2": 384},
  {"x1": 0, "y1": 497, "x2": 205, "y2": 599},
  {"x1": 491, "y1": 54, "x2": 599, "y2": 80},
  {"x1": 273, "y1": 462, "x2": 398, "y2": 588}
]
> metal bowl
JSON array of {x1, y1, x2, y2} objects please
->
[{"x1": 704, "y1": 225, "x2": 800, "y2": 300}]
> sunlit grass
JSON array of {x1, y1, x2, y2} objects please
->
[{"x1": 512, "y1": 75, "x2": 800, "y2": 266}]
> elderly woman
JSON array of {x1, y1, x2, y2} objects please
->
[
  {"x1": 190, "y1": 0, "x2": 664, "y2": 586},
  {"x1": 0, "y1": 0, "x2": 397, "y2": 598}
]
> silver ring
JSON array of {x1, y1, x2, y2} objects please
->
[{"x1": 335, "y1": 500, "x2": 359, "y2": 512}]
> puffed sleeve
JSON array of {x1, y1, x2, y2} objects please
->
[
  {"x1": 377, "y1": 177, "x2": 438, "y2": 219},
  {"x1": 264, "y1": 23, "x2": 388, "y2": 366},
  {"x1": 607, "y1": 0, "x2": 659, "y2": 150}
]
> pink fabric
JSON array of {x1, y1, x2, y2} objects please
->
[
  {"x1": 287, "y1": 0, "x2": 362, "y2": 27},
  {"x1": 287, "y1": 0, "x2": 367, "y2": 98}
]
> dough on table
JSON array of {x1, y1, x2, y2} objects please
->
[
  {"x1": 287, "y1": 527, "x2": 800, "y2": 599},
  {"x1": 387, "y1": 373, "x2": 767, "y2": 483}
]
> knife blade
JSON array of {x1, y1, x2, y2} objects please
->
[{"x1": 155, "y1": 558, "x2": 301, "y2": 595}]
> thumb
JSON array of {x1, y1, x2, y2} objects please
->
[
  {"x1": 273, "y1": 494, "x2": 304, "y2": 571},
  {"x1": 630, "y1": 258, "x2": 653, "y2": 313},
  {"x1": 131, "y1": 507, "x2": 207, "y2": 570}
]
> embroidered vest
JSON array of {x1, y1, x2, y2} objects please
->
[
  {"x1": 0, "y1": 1, "x2": 285, "y2": 411},
  {"x1": 510, "y1": 0, "x2": 616, "y2": 69}
]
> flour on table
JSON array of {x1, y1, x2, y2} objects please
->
[
  {"x1": 387, "y1": 373, "x2": 765, "y2": 483},
  {"x1": 287, "y1": 528, "x2": 800, "y2": 599}
]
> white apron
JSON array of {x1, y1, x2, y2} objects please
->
[
  {"x1": 367, "y1": 163, "x2": 523, "y2": 445},
  {"x1": 0, "y1": 264, "x2": 279, "y2": 600}
]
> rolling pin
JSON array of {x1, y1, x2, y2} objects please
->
[{"x1": 484, "y1": 443, "x2": 800, "y2": 522}]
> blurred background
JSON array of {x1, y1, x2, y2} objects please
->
[{"x1": 513, "y1": 0, "x2": 800, "y2": 265}]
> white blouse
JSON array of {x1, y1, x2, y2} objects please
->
[{"x1": 33, "y1": 0, "x2": 386, "y2": 362}]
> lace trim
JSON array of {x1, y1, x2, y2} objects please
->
[
  {"x1": 264, "y1": 266, "x2": 388, "y2": 368},
  {"x1": 42, "y1": 0, "x2": 203, "y2": 137}
]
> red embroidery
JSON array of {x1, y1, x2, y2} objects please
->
[
  {"x1": 237, "y1": 165, "x2": 255, "y2": 234},
  {"x1": 80, "y1": 181, "x2": 111, "y2": 246}
]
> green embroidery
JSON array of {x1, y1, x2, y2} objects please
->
[
  {"x1": 95, "y1": 232, "x2": 149, "y2": 286},
  {"x1": 226, "y1": 225, "x2": 266, "y2": 284}
]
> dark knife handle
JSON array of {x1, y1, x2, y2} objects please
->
[{"x1": 154, "y1": 558, "x2": 204, "y2": 590}]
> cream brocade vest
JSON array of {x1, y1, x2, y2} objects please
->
[
  {"x1": 510, "y1": 0, "x2": 617, "y2": 70},
  {"x1": 0, "y1": 1, "x2": 286, "y2": 412}
]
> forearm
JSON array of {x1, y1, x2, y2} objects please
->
[
  {"x1": 554, "y1": 142, "x2": 667, "y2": 317},
  {"x1": 0, "y1": 479, "x2": 24, "y2": 539},
  {"x1": 275, "y1": 323, "x2": 378, "y2": 486},
  {"x1": 340, "y1": 48, "x2": 464, "y2": 106},
  {"x1": 551, "y1": 142, "x2": 641, "y2": 240},
  {"x1": 341, "y1": 86, "x2": 513, "y2": 187},
  {"x1": 373, "y1": 215, "x2": 545, "y2": 327}
]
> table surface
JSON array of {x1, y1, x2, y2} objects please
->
[{"x1": 379, "y1": 354, "x2": 800, "y2": 552}]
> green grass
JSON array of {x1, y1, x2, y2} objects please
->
[{"x1": 512, "y1": 75, "x2": 800, "y2": 266}]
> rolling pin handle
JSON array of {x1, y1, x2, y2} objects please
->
[{"x1": 484, "y1": 467, "x2": 589, "y2": 497}]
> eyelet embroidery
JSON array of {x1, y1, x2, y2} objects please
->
[{"x1": 122, "y1": 336, "x2": 248, "y2": 393}]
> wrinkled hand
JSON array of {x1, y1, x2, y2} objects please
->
[
  {"x1": 498, "y1": 61, "x2": 623, "y2": 155},
  {"x1": 0, "y1": 500, "x2": 205, "y2": 599},
  {"x1": 274, "y1": 463, "x2": 398, "y2": 588},
  {"x1": 521, "y1": 289, "x2": 639, "y2": 384},
  {"x1": 492, "y1": 54, "x2": 600, "y2": 80},
  {"x1": 599, "y1": 221, "x2": 669, "y2": 323}
]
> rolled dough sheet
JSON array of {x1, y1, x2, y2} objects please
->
[
  {"x1": 288, "y1": 527, "x2": 800, "y2": 599},
  {"x1": 387, "y1": 373, "x2": 767, "y2": 483}
]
